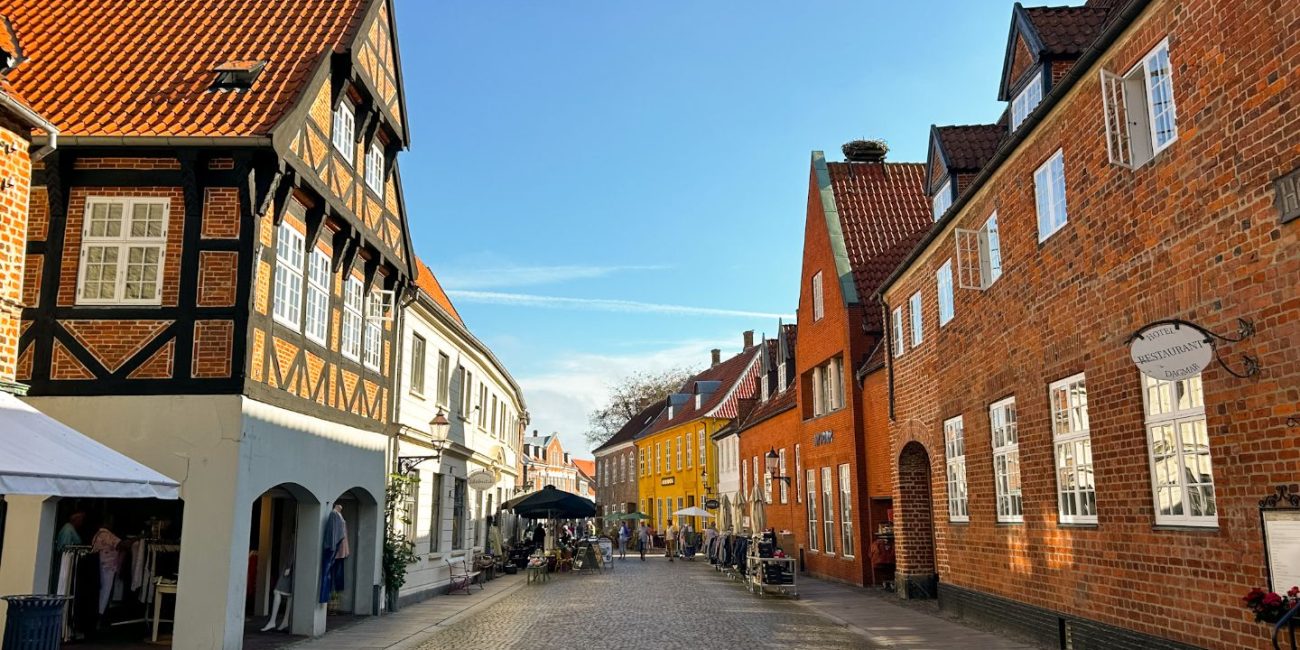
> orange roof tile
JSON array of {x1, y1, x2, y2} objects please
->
[
  {"x1": 572, "y1": 459, "x2": 595, "y2": 480},
  {"x1": 4, "y1": 0, "x2": 371, "y2": 137},
  {"x1": 414, "y1": 258, "x2": 463, "y2": 325}
]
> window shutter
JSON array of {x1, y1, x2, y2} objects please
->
[{"x1": 1101, "y1": 69, "x2": 1133, "y2": 168}]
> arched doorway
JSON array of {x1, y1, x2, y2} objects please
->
[
  {"x1": 897, "y1": 441, "x2": 937, "y2": 599},
  {"x1": 323, "y1": 487, "x2": 379, "y2": 618},
  {"x1": 245, "y1": 482, "x2": 319, "y2": 641}
]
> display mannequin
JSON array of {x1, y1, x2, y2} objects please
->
[
  {"x1": 318, "y1": 505, "x2": 350, "y2": 603},
  {"x1": 260, "y1": 543, "x2": 294, "y2": 632}
]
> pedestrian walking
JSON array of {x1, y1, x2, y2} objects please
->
[
  {"x1": 638, "y1": 523, "x2": 650, "y2": 561},
  {"x1": 618, "y1": 522, "x2": 629, "y2": 559},
  {"x1": 666, "y1": 522, "x2": 678, "y2": 561}
]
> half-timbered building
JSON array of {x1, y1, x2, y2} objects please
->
[{"x1": 5, "y1": 1, "x2": 415, "y2": 647}]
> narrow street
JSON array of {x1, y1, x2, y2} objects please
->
[{"x1": 415, "y1": 560, "x2": 875, "y2": 650}]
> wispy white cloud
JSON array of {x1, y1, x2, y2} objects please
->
[
  {"x1": 517, "y1": 338, "x2": 732, "y2": 458},
  {"x1": 438, "y1": 264, "x2": 666, "y2": 290},
  {"x1": 446, "y1": 290, "x2": 794, "y2": 320}
]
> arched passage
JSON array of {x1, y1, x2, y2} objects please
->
[
  {"x1": 322, "y1": 487, "x2": 379, "y2": 618},
  {"x1": 897, "y1": 441, "x2": 937, "y2": 599},
  {"x1": 245, "y1": 482, "x2": 321, "y2": 642}
]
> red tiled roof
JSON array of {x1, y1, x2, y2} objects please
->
[
  {"x1": 1024, "y1": 6, "x2": 1111, "y2": 56},
  {"x1": 637, "y1": 346, "x2": 761, "y2": 438},
  {"x1": 826, "y1": 161, "x2": 931, "y2": 328},
  {"x1": 4, "y1": 0, "x2": 371, "y2": 137},
  {"x1": 935, "y1": 124, "x2": 1005, "y2": 173},
  {"x1": 572, "y1": 459, "x2": 595, "y2": 480},
  {"x1": 593, "y1": 401, "x2": 665, "y2": 454},
  {"x1": 0, "y1": 16, "x2": 22, "y2": 66},
  {"x1": 414, "y1": 258, "x2": 463, "y2": 325}
]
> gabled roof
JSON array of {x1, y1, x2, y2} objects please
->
[
  {"x1": 636, "y1": 346, "x2": 761, "y2": 439},
  {"x1": 934, "y1": 124, "x2": 1006, "y2": 174},
  {"x1": 413, "y1": 258, "x2": 463, "y2": 326},
  {"x1": 5, "y1": 0, "x2": 371, "y2": 137},
  {"x1": 572, "y1": 459, "x2": 595, "y2": 480},
  {"x1": 1024, "y1": 6, "x2": 1111, "y2": 56},
  {"x1": 813, "y1": 153, "x2": 930, "y2": 330},
  {"x1": 524, "y1": 434, "x2": 556, "y2": 448},
  {"x1": 736, "y1": 384, "x2": 796, "y2": 433},
  {"x1": 593, "y1": 401, "x2": 666, "y2": 454}
]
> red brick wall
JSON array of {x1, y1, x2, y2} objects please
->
[
  {"x1": 1007, "y1": 34, "x2": 1036, "y2": 94},
  {"x1": 596, "y1": 447, "x2": 638, "y2": 512},
  {"x1": 197, "y1": 251, "x2": 238, "y2": 307},
  {"x1": 0, "y1": 117, "x2": 31, "y2": 382},
  {"x1": 72, "y1": 157, "x2": 180, "y2": 170},
  {"x1": 58, "y1": 187, "x2": 185, "y2": 307},
  {"x1": 192, "y1": 320, "x2": 233, "y2": 378},
  {"x1": 737, "y1": 404, "x2": 801, "y2": 537},
  {"x1": 201, "y1": 187, "x2": 240, "y2": 239},
  {"x1": 883, "y1": 0, "x2": 1300, "y2": 646}
]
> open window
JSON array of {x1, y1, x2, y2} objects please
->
[
  {"x1": 1102, "y1": 39, "x2": 1177, "y2": 169},
  {"x1": 954, "y1": 212, "x2": 1002, "y2": 290}
]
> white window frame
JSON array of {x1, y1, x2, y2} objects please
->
[
  {"x1": 778, "y1": 448, "x2": 788, "y2": 504},
  {"x1": 677, "y1": 435, "x2": 683, "y2": 471},
  {"x1": 409, "y1": 333, "x2": 427, "y2": 397},
  {"x1": 892, "y1": 307, "x2": 904, "y2": 357},
  {"x1": 909, "y1": 292, "x2": 923, "y2": 347},
  {"x1": 1102, "y1": 38, "x2": 1177, "y2": 169},
  {"x1": 341, "y1": 276, "x2": 363, "y2": 361},
  {"x1": 990, "y1": 397, "x2": 1022, "y2": 523},
  {"x1": 838, "y1": 464, "x2": 854, "y2": 558},
  {"x1": 821, "y1": 466, "x2": 835, "y2": 555},
  {"x1": 436, "y1": 352, "x2": 451, "y2": 407},
  {"x1": 936, "y1": 260, "x2": 954, "y2": 326},
  {"x1": 272, "y1": 221, "x2": 305, "y2": 329},
  {"x1": 1050, "y1": 373, "x2": 1096, "y2": 524},
  {"x1": 957, "y1": 212, "x2": 1003, "y2": 291},
  {"x1": 806, "y1": 468, "x2": 818, "y2": 551},
  {"x1": 304, "y1": 248, "x2": 330, "y2": 344},
  {"x1": 1142, "y1": 373, "x2": 1216, "y2": 527},
  {"x1": 795, "y1": 444, "x2": 802, "y2": 504},
  {"x1": 1034, "y1": 150, "x2": 1068, "y2": 242},
  {"x1": 365, "y1": 141, "x2": 385, "y2": 197},
  {"x1": 1010, "y1": 73, "x2": 1043, "y2": 131},
  {"x1": 333, "y1": 102, "x2": 356, "y2": 161},
  {"x1": 932, "y1": 179, "x2": 952, "y2": 222},
  {"x1": 77, "y1": 197, "x2": 169, "y2": 306},
  {"x1": 363, "y1": 291, "x2": 383, "y2": 370},
  {"x1": 944, "y1": 416, "x2": 968, "y2": 522},
  {"x1": 811, "y1": 271, "x2": 824, "y2": 321}
]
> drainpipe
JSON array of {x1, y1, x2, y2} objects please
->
[{"x1": 0, "y1": 92, "x2": 58, "y2": 161}]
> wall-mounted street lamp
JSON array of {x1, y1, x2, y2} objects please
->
[
  {"x1": 764, "y1": 448, "x2": 791, "y2": 486},
  {"x1": 397, "y1": 409, "x2": 451, "y2": 474}
]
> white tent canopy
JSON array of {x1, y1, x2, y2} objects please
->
[{"x1": 0, "y1": 393, "x2": 179, "y2": 499}]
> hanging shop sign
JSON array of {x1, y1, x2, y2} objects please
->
[
  {"x1": 1129, "y1": 322, "x2": 1213, "y2": 381},
  {"x1": 704, "y1": 498, "x2": 720, "y2": 510},
  {"x1": 467, "y1": 470, "x2": 496, "y2": 491}
]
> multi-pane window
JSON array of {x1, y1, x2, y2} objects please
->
[
  {"x1": 409, "y1": 334, "x2": 427, "y2": 396},
  {"x1": 821, "y1": 467, "x2": 835, "y2": 554},
  {"x1": 676, "y1": 436, "x2": 683, "y2": 471},
  {"x1": 806, "y1": 468, "x2": 818, "y2": 551},
  {"x1": 763, "y1": 459, "x2": 773, "y2": 504},
  {"x1": 332, "y1": 102, "x2": 355, "y2": 161},
  {"x1": 478, "y1": 384, "x2": 488, "y2": 427},
  {"x1": 365, "y1": 141, "x2": 385, "y2": 196},
  {"x1": 341, "y1": 276, "x2": 363, "y2": 361},
  {"x1": 990, "y1": 397, "x2": 1022, "y2": 522},
  {"x1": 363, "y1": 291, "x2": 383, "y2": 370},
  {"x1": 795, "y1": 444, "x2": 802, "y2": 504},
  {"x1": 1010, "y1": 74, "x2": 1043, "y2": 130},
  {"x1": 932, "y1": 179, "x2": 952, "y2": 222},
  {"x1": 427, "y1": 474, "x2": 442, "y2": 552},
  {"x1": 937, "y1": 261, "x2": 954, "y2": 326},
  {"x1": 1034, "y1": 150, "x2": 1069, "y2": 241},
  {"x1": 437, "y1": 352, "x2": 451, "y2": 406},
  {"x1": 698, "y1": 430, "x2": 705, "y2": 473},
  {"x1": 811, "y1": 356, "x2": 845, "y2": 417},
  {"x1": 272, "y1": 222, "x2": 304, "y2": 328},
  {"x1": 305, "y1": 249, "x2": 330, "y2": 344},
  {"x1": 78, "y1": 198, "x2": 169, "y2": 305},
  {"x1": 1143, "y1": 373, "x2": 1216, "y2": 526},
  {"x1": 811, "y1": 271, "x2": 824, "y2": 321},
  {"x1": 461, "y1": 368, "x2": 473, "y2": 417},
  {"x1": 1102, "y1": 39, "x2": 1177, "y2": 168},
  {"x1": 944, "y1": 416, "x2": 968, "y2": 522},
  {"x1": 640, "y1": 449, "x2": 646, "y2": 476},
  {"x1": 909, "y1": 292, "x2": 923, "y2": 347},
  {"x1": 451, "y1": 477, "x2": 467, "y2": 550},
  {"x1": 686, "y1": 433, "x2": 693, "y2": 469},
  {"x1": 656, "y1": 443, "x2": 662, "y2": 474},
  {"x1": 956, "y1": 212, "x2": 1002, "y2": 291},
  {"x1": 838, "y1": 464, "x2": 854, "y2": 557},
  {"x1": 401, "y1": 471, "x2": 418, "y2": 544},
  {"x1": 892, "y1": 307, "x2": 905, "y2": 357},
  {"x1": 1050, "y1": 373, "x2": 1095, "y2": 524},
  {"x1": 778, "y1": 448, "x2": 788, "y2": 504},
  {"x1": 490, "y1": 395, "x2": 498, "y2": 433}
]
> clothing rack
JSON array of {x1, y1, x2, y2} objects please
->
[
  {"x1": 55, "y1": 545, "x2": 94, "y2": 641},
  {"x1": 111, "y1": 539, "x2": 180, "y2": 627}
]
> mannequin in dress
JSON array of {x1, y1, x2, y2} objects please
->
[{"x1": 260, "y1": 540, "x2": 294, "y2": 632}]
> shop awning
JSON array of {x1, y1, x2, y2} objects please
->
[{"x1": 0, "y1": 393, "x2": 179, "y2": 499}]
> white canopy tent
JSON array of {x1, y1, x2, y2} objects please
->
[{"x1": 0, "y1": 393, "x2": 179, "y2": 499}]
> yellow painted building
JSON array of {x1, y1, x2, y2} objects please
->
[{"x1": 634, "y1": 345, "x2": 761, "y2": 534}]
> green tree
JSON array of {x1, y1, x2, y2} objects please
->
[{"x1": 584, "y1": 367, "x2": 695, "y2": 449}]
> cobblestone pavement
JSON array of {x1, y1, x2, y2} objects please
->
[{"x1": 416, "y1": 557, "x2": 876, "y2": 649}]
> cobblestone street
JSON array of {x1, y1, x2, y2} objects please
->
[{"x1": 415, "y1": 558, "x2": 876, "y2": 649}]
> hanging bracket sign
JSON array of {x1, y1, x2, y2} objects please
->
[
  {"x1": 467, "y1": 470, "x2": 496, "y2": 491},
  {"x1": 1129, "y1": 322, "x2": 1213, "y2": 381}
]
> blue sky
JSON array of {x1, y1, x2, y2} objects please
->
[{"x1": 394, "y1": 1, "x2": 1076, "y2": 457}]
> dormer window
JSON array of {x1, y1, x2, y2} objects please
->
[
  {"x1": 332, "y1": 102, "x2": 356, "y2": 161},
  {"x1": 211, "y1": 60, "x2": 266, "y2": 91},
  {"x1": 365, "y1": 141, "x2": 385, "y2": 197},
  {"x1": 932, "y1": 179, "x2": 952, "y2": 222},
  {"x1": 1010, "y1": 74, "x2": 1043, "y2": 131}
]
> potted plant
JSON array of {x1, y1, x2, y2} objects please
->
[
  {"x1": 382, "y1": 473, "x2": 420, "y2": 612},
  {"x1": 1243, "y1": 586, "x2": 1300, "y2": 624}
]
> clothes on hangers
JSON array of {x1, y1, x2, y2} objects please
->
[{"x1": 319, "y1": 508, "x2": 349, "y2": 603}]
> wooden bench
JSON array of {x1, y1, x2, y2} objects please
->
[{"x1": 446, "y1": 557, "x2": 482, "y2": 595}]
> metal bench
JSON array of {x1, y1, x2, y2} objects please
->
[{"x1": 446, "y1": 557, "x2": 481, "y2": 595}]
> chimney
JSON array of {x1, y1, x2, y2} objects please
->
[
  {"x1": 842, "y1": 139, "x2": 889, "y2": 163},
  {"x1": 711, "y1": 348, "x2": 721, "y2": 366},
  {"x1": 742, "y1": 330, "x2": 754, "y2": 349}
]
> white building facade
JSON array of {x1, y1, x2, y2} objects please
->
[{"x1": 392, "y1": 262, "x2": 525, "y2": 605}]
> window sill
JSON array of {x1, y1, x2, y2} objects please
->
[
  {"x1": 271, "y1": 314, "x2": 301, "y2": 331},
  {"x1": 842, "y1": 555, "x2": 855, "y2": 561},
  {"x1": 1152, "y1": 524, "x2": 1220, "y2": 533},
  {"x1": 1056, "y1": 521, "x2": 1099, "y2": 529},
  {"x1": 995, "y1": 520, "x2": 1024, "y2": 526},
  {"x1": 409, "y1": 390, "x2": 425, "y2": 400}
]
